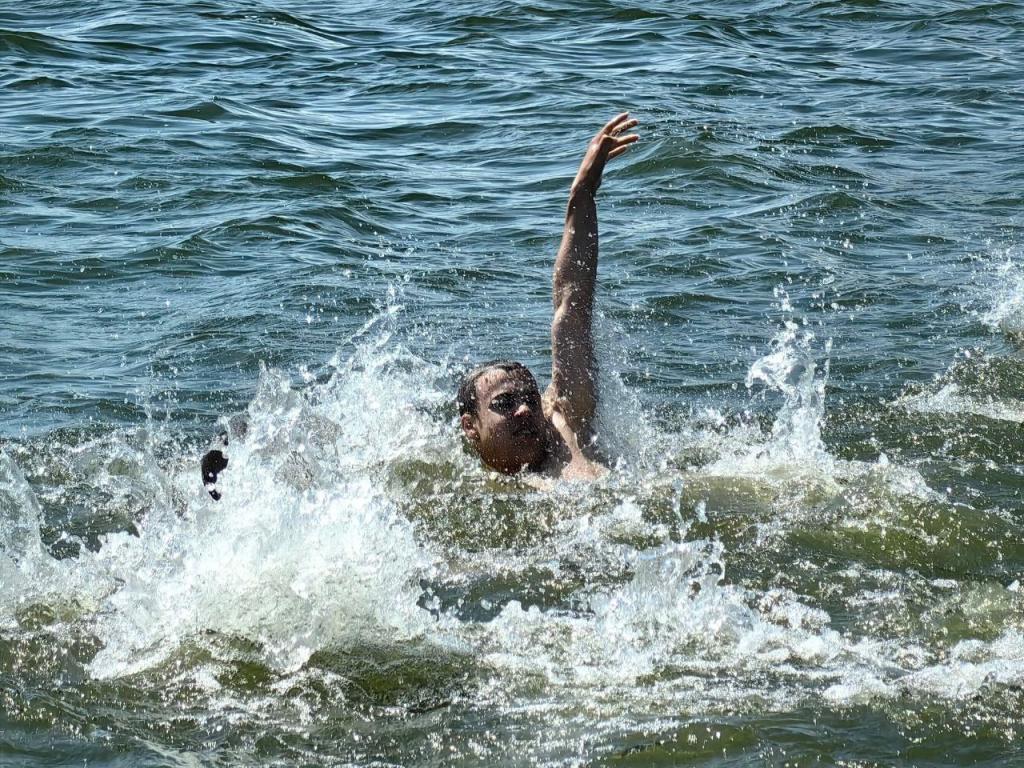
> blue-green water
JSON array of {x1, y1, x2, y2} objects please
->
[{"x1": 3, "y1": 1, "x2": 1024, "y2": 765}]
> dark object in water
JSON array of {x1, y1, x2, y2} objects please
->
[
  {"x1": 201, "y1": 434, "x2": 229, "y2": 501},
  {"x1": 199, "y1": 415, "x2": 249, "y2": 501}
]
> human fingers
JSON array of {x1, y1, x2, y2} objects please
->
[
  {"x1": 609, "y1": 118, "x2": 639, "y2": 136},
  {"x1": 608, "y1": 144, "x2": 633, "y2": 159},
  {"x1": 600, "y1": 112, "x2": 630, "y2": 135},
  {"x1": 605, "y1": 133, "x2": 639, "y2": 155}
]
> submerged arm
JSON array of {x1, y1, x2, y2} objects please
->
[{"x1": 549, "y1": 112, "x2": 639, "y2": 433}]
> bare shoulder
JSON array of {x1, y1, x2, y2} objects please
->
[
  {"x1": 541, "y1": 382, "x2": 561, "y2": 420},
  {"x1": 542, "y1": 390, "x2": 606, "y2": 480}
]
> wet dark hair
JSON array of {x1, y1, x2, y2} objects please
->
[{"x1": 457, "y1": 360, "x2": 534, "y2": 417}]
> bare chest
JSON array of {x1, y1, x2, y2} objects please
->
[{"x1": 547, "y1": 411, "x2": 605, "y2": 481}]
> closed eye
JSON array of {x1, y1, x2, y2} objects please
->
[
  {"x1": 489, "y1": 391, "x2": 540, "y2": 415},
  {"x1": 490, "y1": 394, "x2": 517, "y2": 414}
]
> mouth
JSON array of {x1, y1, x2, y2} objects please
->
[{"x1": 513, "y1": 422, "x2": 539, "y2": 438}]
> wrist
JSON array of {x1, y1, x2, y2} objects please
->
[{"x1": 570, "y1": 174, "x2": 599, "y2": 197}]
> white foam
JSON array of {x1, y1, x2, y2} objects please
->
[
  {"x1": 0, "y1": 448, "x2": 108, "y2": 624},
  {"x1": 83, "y1": 317, "x2": 464, "y2": 678},
  {"x1": 706, "y1": 323, "x2": 834, "y2": 479},
  {"x1": 0, "y1": 293, "x2": 995, "y2": 729},
  {"x1": 898, "y1": 382, "x2": 1024, "y2": 424},
  {"x1": 901, "y1": 630, "x2": 1024, "y2": 700},
  {"x1": 0, "y1": 448, "x2": 52, "y2": 624},
  {"x1": 978, "y1": 250, "x2": 1024, "y2": 337},
  {"x1": 475, "y1": 528, "x2": 859, "y2": 704},
  {"x1": 88, "y1": 477, "x2": 439, "y2": 679},
  {"x1": 824, "y1": 629, "x2": 1024, "y2": 705}
]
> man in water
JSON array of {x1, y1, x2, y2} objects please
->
[
  {"x1": 202, "y1": 114, "x2": 638, "y2": 497},
  {"x1": 457, "y1": 113, "x2": 639, "y2": 480}
]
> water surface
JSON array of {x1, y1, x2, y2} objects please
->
[{"x1": 2, "y1": 0, "x2": 1024, "y2": 765}]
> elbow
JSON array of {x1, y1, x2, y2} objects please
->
[
  {"x1": 552, "y1": 288, "x2": 591, "y2": 318},
  {"x1": 553, "y1": 287, "x2": 571, "y2": 312},
  {"x1": 553, "y1": 273, "x2": 596, "y2": 312}
]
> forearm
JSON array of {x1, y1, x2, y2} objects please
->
[
  {"x1": 550, "y1": 184, "x2": 598, "y2": 427},
  {"x1": 552, "y1": 185, "x2": 599, "y2": 313},
  {"x1": 553, "y1": 122, "x2": 617, "y2": 310}
]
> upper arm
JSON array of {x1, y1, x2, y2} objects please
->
[
  {"x1": 549, "y1": 187, "x2": 598, "y2": 433},
  {"x1": 550, "y1": 289, "x2": 597, "y2": 433}
]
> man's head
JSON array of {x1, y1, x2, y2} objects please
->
[{"x1": 458, "y1": 360, "x2": 548, "y2": 474}]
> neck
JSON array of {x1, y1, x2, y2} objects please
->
[{"x1": 535, "y1": 425, "x2": 571, "y2": 475}]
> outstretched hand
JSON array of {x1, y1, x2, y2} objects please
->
[{"x1": 571, "y1": 112, "x2": 640, "y2": 194}]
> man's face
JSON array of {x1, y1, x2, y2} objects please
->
[{"x1": 461, "y1": 367, "x2": 547, "y2": 474}]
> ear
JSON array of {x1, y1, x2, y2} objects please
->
[{"x1": 460, "y1": 413, "x2": 480, "y2": 442}]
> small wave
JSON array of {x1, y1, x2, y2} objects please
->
[
  {"x1": 251, "y1": 171, "x2": 351, "y2": 192},
  {"x1": 898, "y1": 382, "x2": 1024, "y2": 424},
  {"x1": 197, "y1": 8, "x2": 357, "y2": 48},
  {"x1": 0, "y1": 29, "x2": 76, "y2": 59},
  {"x1": 159, "y1": 100, "x2": 239, "y2": 122},
  {"x1": 935, "y1": 3, "x2": 1023, "y2": 24},
  {"x1": 976, "y1": 251, "x2": 1024, "y2": 340},
  {"x1": 6, "y1": 75, "x2": 76, "y2": 89},
  {"x1": 777, "y1": 124, "x2": 897, "y2": 150}
]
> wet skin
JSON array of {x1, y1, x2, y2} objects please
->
[
  {"x1": 203, "y1": 115, "x2": 637, "y2": 494},
  {"x1": 462, "y1": 113, "x2": 638, "y2": 480},
  {"x1": 461, "y1": 367, "x2": 605, "y2": 481},
  {"x1": 461, "y1": 368, "x2": 550, "y2": 475}
]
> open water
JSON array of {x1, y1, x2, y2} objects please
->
[{"x1": 3, "y1": 0, "x2": 1024, "y2": 765}]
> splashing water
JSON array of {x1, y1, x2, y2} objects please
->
[
  {"x1": 2, "y1": 297, "x2": 1021, "y2": 765},
  {"x1": 699, "y1": 321, "x2": 835, "y2": 485},
  {"x1": 746, "y1": 323, "x2": 832, "y2": 463},
  {"x1": 978, "y1": 248, "x2": 1024, "y2": 339},
  {"x1": 2, "y1": 301, "x2": 462, "y2": 682}
]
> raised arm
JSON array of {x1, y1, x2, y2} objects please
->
[{"x1": 549, "y1": 113, "x2": 639, "y2": 433}]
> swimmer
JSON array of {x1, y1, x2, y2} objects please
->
[
  {"x1": 458, "y1": 112, "x2": 639, "y2": 480},
  {"x1": 201, "y1": 113, "x2": 638, "y2": 497}
]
